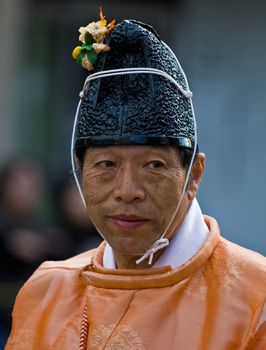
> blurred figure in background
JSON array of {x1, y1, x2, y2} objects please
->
[
  {"x1": 0, "y1": 155, "x2": 48, "y2": 341},
  {"x1": 53, "y1": 178, "x2": 102, "y2": 254},
  {"x1": 0, "y1": 156, "x2": 48, "y2": 279},
  {"x1": 0, "y1": 156, "x2": 101, "y2": 343}
]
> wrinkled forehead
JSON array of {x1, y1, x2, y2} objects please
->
[{"x1": 82, "y1": 144, "x2": 182, "y2": 162}]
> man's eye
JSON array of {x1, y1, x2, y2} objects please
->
[
  {"x1": 146, "y1": 160, "x2": 165, "y2": 169},
  {"x1": 96, "y1": 160, "x2": 114, "y2": 168}
]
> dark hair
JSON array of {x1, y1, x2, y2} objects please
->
[
  {"x1": 75, "y1": 148, "x2": 86, "y2": 170},
  {"x1": 179, "y1": 146, "x2": 199, "y2": 169}
]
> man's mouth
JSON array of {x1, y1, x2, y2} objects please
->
[{"x1": 109, "y1": 214, "x2": 149, "y2": 229}]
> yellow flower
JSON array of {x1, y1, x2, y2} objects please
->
[
  {"x1": 92, "y1": 43, "x2": 111, "y2": 53},
  {"x1": 72, "y1": 46, "x2": 82, "y2": 59}
]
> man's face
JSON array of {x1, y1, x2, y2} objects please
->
[{"x1": 82, "y1": 145, "x2": 203, "y2": 256}]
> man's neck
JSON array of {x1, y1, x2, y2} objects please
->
[{"x1": 113, "y1": 249, "x2": 165, "y2": 269}]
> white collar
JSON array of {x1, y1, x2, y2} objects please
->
[{"x1": 103, "y1": 198, "x2": 209, "y2": 269}]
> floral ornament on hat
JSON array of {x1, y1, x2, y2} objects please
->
[{"x1": 72, "y1": 7, "x2": 115, "y2": 72}]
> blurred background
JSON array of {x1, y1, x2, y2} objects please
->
[{"x1": 1, "y1": 0, "x2": 266, "y2": 345}]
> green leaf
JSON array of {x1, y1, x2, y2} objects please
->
[
  {"x1": 85, "y1": 32, "x2": 94, "y2": 45},
  {"x1": 81, "y1": 43, "x2": 93, "y2": 52},
  {"x1": 86, "y1": 49, "x2": 98, "y2": 64},
  {"x1": 77, "y1": 52, "x2": 86, "y2": 66}
]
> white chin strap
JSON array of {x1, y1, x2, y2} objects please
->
[{"x1": 71, "y1": 45, "x2": 197, "y2": 266}]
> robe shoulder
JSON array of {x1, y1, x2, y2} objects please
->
[
  {"x1": 218, "y1": 237, "x2": 266, "y2": 276},
  {"x1": 15, "y1": 248, "x2": 96, "y2": 305},
  {"x1": 5, "y1": 249, "x2": 96, "y2": 349}
]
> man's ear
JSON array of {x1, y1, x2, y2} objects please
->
[{"x1": 187, "y1": 153, "x2": 205, "y2": 201}]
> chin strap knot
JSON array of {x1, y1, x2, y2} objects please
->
[{"x1": 135, "y1": 238, "x2": 169, "y2": 266}]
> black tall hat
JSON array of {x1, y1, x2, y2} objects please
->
[{"x1": 74, "y1": 20, "x2": 196, "y2": 151}]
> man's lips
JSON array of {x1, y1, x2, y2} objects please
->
[{"x1": 108, "y1": 214, "x2": 149, "y2": 229}]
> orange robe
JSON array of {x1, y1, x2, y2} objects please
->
[{"x1": 5, "y1": 216, "x2": 266, "y2": 349}]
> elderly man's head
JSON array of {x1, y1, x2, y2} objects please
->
[{"x1": 72, "y1": 20, "x2": 202, "y2": 267}]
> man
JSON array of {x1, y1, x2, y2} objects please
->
[{"x1": 6, "y1": 15, "x2": 266, "y2": 350}]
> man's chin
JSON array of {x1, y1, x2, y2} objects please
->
[{"x1": 106, "y1": 237, "x2": 156, "y2": 257}]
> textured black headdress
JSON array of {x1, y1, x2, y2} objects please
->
[{"x1": 73, "y1": 20, "x2": 195, "y2": 151}]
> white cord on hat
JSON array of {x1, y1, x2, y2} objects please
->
[
  {"x1": 71, "y1": 99, "x2": 86, "y2": 207},
  {"x1": 79, "y1": 67, "x2": 192, "y2": 99}
]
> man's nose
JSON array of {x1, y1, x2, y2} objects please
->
[{"x1": 113, "y1": 166, "x2": 145, "y2": 203}]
